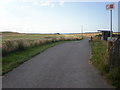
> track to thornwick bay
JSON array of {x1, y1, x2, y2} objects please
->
[{"x1": 2, "y1": 39, "x2": 112, "y2": 88}]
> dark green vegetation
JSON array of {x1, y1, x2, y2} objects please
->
[
  {"x1": 2, "y1": 41, "x2": 66, "y2": 75},
  {"x1": 90, "y1": 38, "x2": 120, "y2": 88}
]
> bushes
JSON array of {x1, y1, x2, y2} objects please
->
[{"x1": 2, "y1": 36, "x2": 82, "y2": 56}]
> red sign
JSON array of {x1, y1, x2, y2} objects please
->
[{"x1": 106, "y1": 4, "x2": 114, "y2": 10}]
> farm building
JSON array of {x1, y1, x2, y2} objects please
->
[{"x1": 98, "y1": 30, "x2": 111, "y2": 40}]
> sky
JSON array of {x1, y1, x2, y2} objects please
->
[{"x1": 0, "y1": 0, "x2": 119, "y2": 33}]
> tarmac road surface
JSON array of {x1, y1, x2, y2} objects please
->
[{"x1": 2, "y1": 39, "x2": 112, "y2": 88}]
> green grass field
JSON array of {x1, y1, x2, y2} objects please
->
[
  {"x1": 2, "y1": 32, "x2": 80, "y2": 40},
  {"x1": 2, "y1": 33, "x2": 60, "y2": 40}
]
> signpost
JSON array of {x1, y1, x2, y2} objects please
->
[{"x1": 106, "y1": 4, "x2": 114, "y2": 39}]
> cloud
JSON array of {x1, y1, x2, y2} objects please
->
[
  {"x1": 51, "y1": 4, "x2": 55, "y2": 8},
  {"x1": 0, "y1": 5, "x2": 9, "y2": 28},
  {"x1": 33, "y1": 1, "x2": 55, "y2": 8},
  {"x1": 33, "y1": 1, "x2": 39, "y2": 6},
  {"x1": 0, "y1": 6, "x2": 4, "y2": 10},
  {"x1": 33, "y1": 1, "x2": 64, "y2": 8},
  {"x1": 1, "y1": 0, "x2": 119, "y2": 3},
  {"x1": 59, "y1": 1, "x2": 64, "y2": 6},
  {"x1": 39, "y1": 1, "x2": 52, "y2": 6},
  {"x1": 21, "y1": 6, "x2": 31, "y2": 9},
  {"x1": 1, "y1": 0, "x2": 64, "y2": 8}
]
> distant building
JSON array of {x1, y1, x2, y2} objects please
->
[{"x1": 98, "y1": 30, "x2": 111, "y2": 40}]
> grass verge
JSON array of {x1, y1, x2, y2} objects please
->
[
  {"x1": 90, "y1": 40, "x2": 108, "y2": 74},
  {"x1": 90, "y1": 39, "x2": 120, "y2": 88},
  {"x1": 2, "y1": 40, "x2": 81, "y2": 75}
]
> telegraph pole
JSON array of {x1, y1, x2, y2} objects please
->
[
  {"x1": 110, "y1": 9, "x2": 112, "y2": 38},
  {"x1": 81, "y1": 25, "x2": 83, "y2": 39}
]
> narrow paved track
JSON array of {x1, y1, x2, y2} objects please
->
[{"x1": 2, "y1": 39, "x2": 112, "y2": 88}]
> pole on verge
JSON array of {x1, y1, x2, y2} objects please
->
[
  {"x1": 110, "y1": 9, "x2": 112, "y2": 39},
  {"x1": 81, "y1": 26, "x2": 83, "y2": 39},
  {"x1": 106, "y1": 3, "x2": 114, "y2": 39}
]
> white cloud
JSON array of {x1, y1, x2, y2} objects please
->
[
  {"x1": 0, "y1": 5, "x2": 9, "y2": 31},
  {"x1": 0, "y1": 6, "x2": 4, "y2": 10},
  {"x1": 33, "y1": 1, "x2": 39, "y2": 6},
  {"x1": 40, "y1": 1, "x2": 52, "y2": 6},
  {"x1": 51, "y1": 4, "x2": 55, "y2": 8},
  {"x1": 1, "y1": 0, "x2": 120, "y2": 2},
  {"x1": 32, "y1": 1, "x2": 64, "y2": 8},
  {"x1": 59, "y1": 1, "x2": 64, "y2": 6},
  {"x1": 22, "y1": 0, "x2": 31, "y2": 3},
  {"x1": 21, "y1": 6, "x2": 31, "y2": 8},
  {"x1": 1, "y1": 0, "x2": 64, "y2": 8},
  {"x1": 33, "y1": 1, "x2": 55, "y2": 8}
]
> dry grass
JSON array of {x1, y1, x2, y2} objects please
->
[
  {"x1": 2, "y1": 33, "x2": 82, "y2": 74},
  {"x1": 70, "y1": 33, "x2": 101, "y2": 37},
  {"x1": 2, "y1": 34, "x2": 81, "y2": 56},
  {"x1": 71, "y1": 32, "x2": 120, "y2": 37}
]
